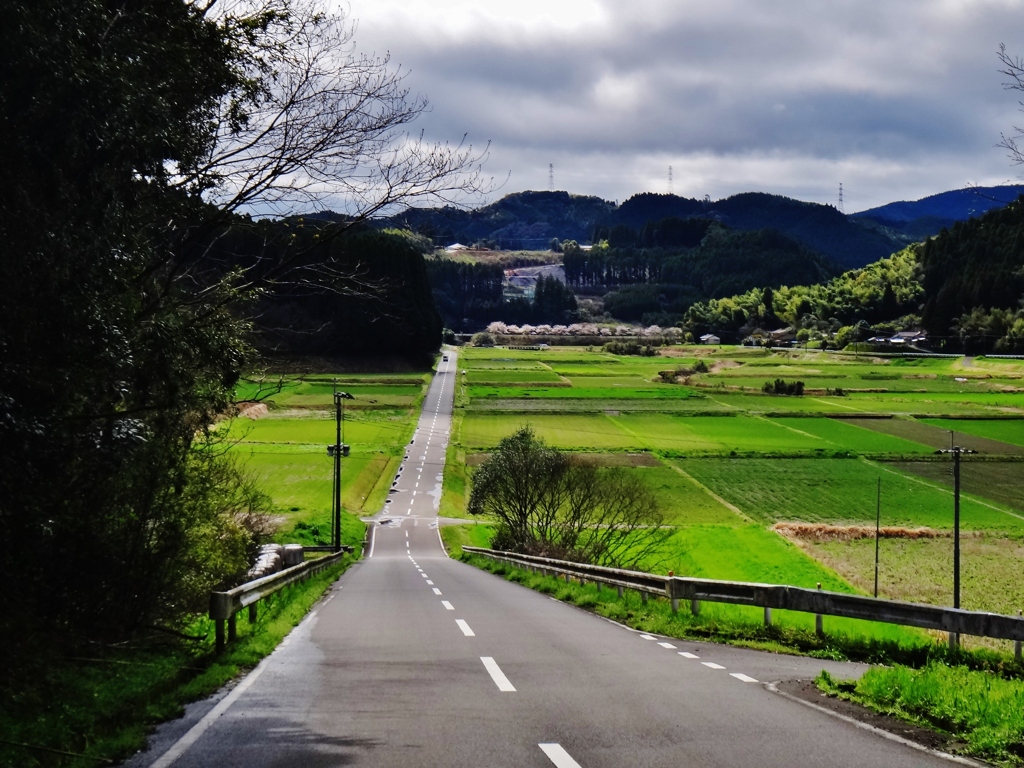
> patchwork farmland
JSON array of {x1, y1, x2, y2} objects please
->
[
  {"x1": 445, "y1": 345, "x2": 1024, "y2": 647},
  {"x1": 226, "y1": 372, "x2": 430, "y2": 546}
]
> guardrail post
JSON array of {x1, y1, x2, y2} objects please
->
[
  {"x1": 215, "y1": 620, "x2": 225, "y2": 652},
  {"x1": 1016, "y1": 611, "x2": 1022, "y2": 663},
  {"x1": 690, "y1": 599, "x2": 700, "y2": 617},
  {"x1": 249, "y1": 604, "x2": 258, "y2": 624},
  {"x1": 617, "y1": 586, "x2": 624, "y2": 599},
  {"x1": 764, "y1": 606, "x2": 772, "y2": 627},
  {"x1": 565, "y1": 573, "x2": 571, "y2": 583},
  {"x1": 228, "y1": 613, "x2": 237, "y2": 642},
  {"x1": 666, "y1": 578, "x2": 680, "y2": 613},
  {"x1": 641, "y1": 592, "x2": 648, "y2": 605},
  {"x1": 815, "y1": 583, "x2": 823, "y2": 637}
]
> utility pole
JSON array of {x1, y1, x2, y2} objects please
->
[
  {"x1": 328, "y1": 389, "x2": 354, "y2": 551},
  {"x1": 838, "y1": 183, "x2": 845, "y2": 214},
  {"x1": 548, "y1": 163, "x2": 554, "y2": 191},
  {"x1": 936, "y1": 441, "x2": 976, "y2": 647},
  {"x1": 668, "y1": 166, "x2": 674, "y2": 195},
  {"x1": 874, "y1": 477, "x2": 881, "y2": 598}
]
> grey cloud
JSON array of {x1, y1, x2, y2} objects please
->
[{"x1": 352, "y1": 0, "x2": 1024, "y2": 209}]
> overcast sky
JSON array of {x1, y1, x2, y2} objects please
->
[{"x1": 346, "y1": 0, "x2": 1024, "y2": 212}]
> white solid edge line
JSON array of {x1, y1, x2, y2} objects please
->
[
  {"x1": 456, "y1": 619, "x2": 475, "y2": 636},
  {"x1": 730, "y1": 673, "x2": 759, "y2": 683},
  {"x1": 765, "y1": 682, "x2": 989, "y2": 767},
  {"x1": 481, "y1": 657, "x2": 515, "y2": 691},
  {"x1": 437, "y1": 520, "x2": 448, "y2": 557},
  {"x1": 149, "y1": 659, "x2": 270, "y2": 767},
  {"x1": 150, "y1": 599, "x2": 321, "y2": 767},
  {"x1": 702, "y1": 662, "x2": 726, "y2": 670},
  {"x1": 538, "y1": 743, "x2": 583, "y2": 768}
]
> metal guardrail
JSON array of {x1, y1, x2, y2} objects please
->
[
  {"x1": 209, "y1": 550, "x2": 349, "y2": 651},
  {"x1": 463, "y1": 547, "x2": 1024, "y2": 656}
]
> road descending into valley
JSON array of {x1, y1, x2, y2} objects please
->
[{"x1": 130, "y1": 352, "x2": 956, "y2": 768}]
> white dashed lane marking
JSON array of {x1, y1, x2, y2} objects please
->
[
  {"x1": 456, "y1": 619, "x2": 475, "y2": 637},
  {"x1": 657, "y1": 642, "x2": 676, "y2": 649},
  {"x1": 432, "y1": 588, "x2": 442, "y2": 595},
  {"x1": 442, "y1": 601, "x2": 454, "y2": 610},
  {"x1": 678, "y1": 652, "x2": 699, "y2": 659},
  {"x1": 539, "y1": 743, "x2": 583, "y2": 768},
  {"x1": 702, "y1": 662, "x2": 726, "y2": 670},
  {"x1": 639, "y1": 634, "x2": 656, "y2": 640},
  {"x1": 481, "y1": 657, "x2": 516, "y2": 691},
  {"x1": 730, "y1": 673, "x2": 759, "y2": 683}
]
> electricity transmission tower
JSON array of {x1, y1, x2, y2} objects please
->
[
  {"x1": 549, "y1": 163, "x2": 554, "y2": 191},
  {"x1": 668, "y1": 166, "x2": 673, "y2": 195},
  {"x1": 838, "y1": 183, "x2": 845, "y2": 213}
]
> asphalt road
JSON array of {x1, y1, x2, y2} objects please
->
[{"x1": 129, "y1": 352, "x2": 954, "y2": 768}]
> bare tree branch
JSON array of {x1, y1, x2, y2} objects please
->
[{"x1": 182, "y1": 0, "x2": 493, "y2": 222}]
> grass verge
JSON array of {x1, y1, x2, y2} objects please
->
[
  {"x1": 1, "y1": 551, "x2": 360, "y2": 768},
  {"x1": 458, "y1": 552, "x2": 1023, "y2": 674},
  {"x1": 817, "y1": 665, "x2": 1024, "y2": 765}
]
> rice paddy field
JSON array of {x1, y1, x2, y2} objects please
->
[
  {"x1": 447, "y1": 344, "x2": 1024, "y2": 650},
  {"x1": 224, "y1": 372, "x2": 429, "y2": 544}
]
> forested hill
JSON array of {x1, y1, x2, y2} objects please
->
[
  {"x1": 919, "y1": 196, "x2": 1024, "y2": 341},
  {"x1": 381, "y1": 190, "x2": 615, "y2": 249},
  {"x1": 606, "y1": 192, "x2": 906, "y2": 270},
  {"x1": 683, "y1": 196, "x2": 1024, "y2": 353}
]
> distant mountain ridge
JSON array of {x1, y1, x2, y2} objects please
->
[
  {"x1": 851, "y1": 185, "x2": 1024, "y2": 240},
  {"x1": 853, "y1": 185, "x2": 1024, "y2": 223},
  {"x1": 359, "y1": 185, "x2": 1024, "y2": 271}
]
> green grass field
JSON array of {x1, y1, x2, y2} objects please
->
[
  {"x1": 225, "y1": 369, "x2": 427, "y2": 541},
  {"x1": 889, "y1": 460, "x2": 1024, "y2": 515},
  {"x1": 458, "y1": 411, "x2": 938, "y2": 456},
  {"x1": 680, "y1": 457, "x2": 1024, "y2": 530},
  {"x1": 643, "y1": 466, "x2": 745, "y2": 525},
  {"x1": 765, "y1": 417, "x2": 933, "y2": 453},
  {"x1": 469, "y1": 385, "x2": 700, "y2": 400},
  {"x1": 921, "y1": 417, "x2": 1024, "y2": 449}
]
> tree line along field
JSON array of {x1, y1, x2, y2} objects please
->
[
  {"x1": 446, "y1": 345, "x2": 1024, "y2": 648},
  {"x1": 224, "y1": 373, "x2": 429, "y2": 545}
]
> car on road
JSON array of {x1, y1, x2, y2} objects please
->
[{"x1": 442, "y1": 354, "x2": 449, "y2": 361}]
